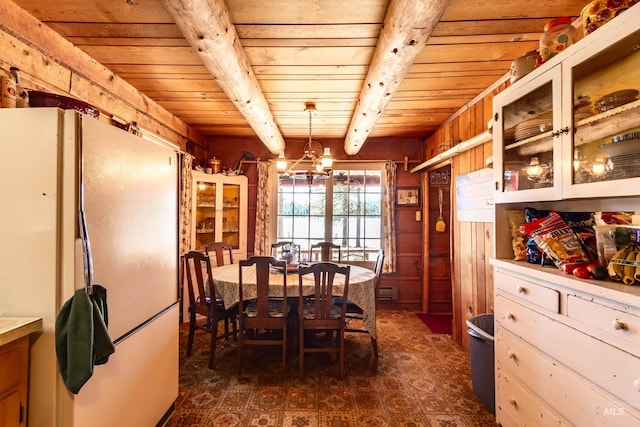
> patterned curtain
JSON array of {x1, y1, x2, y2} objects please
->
[
  {"x1": 180, "y1": 153, "x2": 193, "y2": 256},
  {"x1": 383, "y1": 161, "x2": 397, "y2": 273},
  {"x1": 254, "y1": 161, "x2": 273, "y2": 255}
]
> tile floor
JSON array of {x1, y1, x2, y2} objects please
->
[{"x1": 166, "y1": 310, "x2": 497, "y2": 426}]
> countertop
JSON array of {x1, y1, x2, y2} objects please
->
[{"x1": 0, "y1": 317, "x2": 43, "y2": 346}]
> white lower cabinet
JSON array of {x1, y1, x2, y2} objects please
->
[{"x1": 493, "y1": 263, "x2": 640, "y2": 426}]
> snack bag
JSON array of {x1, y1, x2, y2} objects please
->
[
  {"x1": 524, "y1": 208, "x2": 552, "y2": 265},
  {"x1": 521, "y1": 211, "x2": 591, "y2": 269},
  {"x1": 507, "y1": 209, "x2": 527, "y2": 261},
  {"x1": 524, "y1": 208, "x2": 596, "y2": 264}
]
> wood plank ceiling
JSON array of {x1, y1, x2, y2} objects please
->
[{"x1": 11, "y1": 0, "x2": 587, "y2": 156}]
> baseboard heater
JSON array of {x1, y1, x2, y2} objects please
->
[{"x1": 378, "y1": 285, "x2": 398, "y2": 301}]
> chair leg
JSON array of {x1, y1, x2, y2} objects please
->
[
  {"x1": 186, "y1": 313, "x2": 195, "y2": 357},
  {"x1": 282, "y1": 324, "x2": 287, "y2": 369},
  {"x1": 338, "y1": 330, "x2": 345, "y2": 379},
  {"x1": 299, "y1": 324, "x2": 304, "y2": 375},
  {"x1": 209, "y1": 323, "x2": 218, "y2": 369},
  {"x1": 371, "y1": 336, "x2": 379, "y2": 372},
  {"x1": 223, "y1": 318, "x2": 230, "y2": 339},
  {"x1": 371, "y1": 336, "x2": 378, "y2": 359},
  {"x1": 237, "y1": 325, "x2": 244, "y2": 377}
]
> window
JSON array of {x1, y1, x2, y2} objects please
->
[{"x1": 276, "y1": 165, "x2": 384, "y2": 262}]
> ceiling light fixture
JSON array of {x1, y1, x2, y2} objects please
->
[{"x1": 276, "y1": 102, "x2": 333, "y2": 178}]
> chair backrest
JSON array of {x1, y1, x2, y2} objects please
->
[
  {"x1": 270, "y1": 241, "x2": 299, "y2": 262},
  {"x1": 373, "y1": 249, "x2": 385, "y2": 304},
  {"x1": 298, "y1": 262, "x2": 350, "y2": 321},
  {"x1": 238, "y1": 256, "x2": 287, "y2": 318},
  {"x1": 309, "y1": 241, "x2": 341, "y2": 262},
  {"x1": 183, "y1": 250, "x2": 215, "y2": 317},
  {"x1": 205, "y1": 242, "x2": 234, "y2": 266}
]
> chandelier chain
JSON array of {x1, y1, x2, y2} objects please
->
[{"x1": 308, "y1": 107, "x2": 313, "y2": 144}]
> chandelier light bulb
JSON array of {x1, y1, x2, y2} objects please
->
[
  {"x1": 321, "y1": 147, "x2": 333, "y2": 169},
  {"x1": 276, "y1": 151, "x2": 288, "y2": 173}
]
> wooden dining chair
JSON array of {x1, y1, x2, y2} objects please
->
[
  {"x1": 205, "y1": 242, "x2": 234, "y2": 266},
  {"x1": 342, "y1": 249, "x2": 384, "y2": 364},
  {"x1": 298, "y1": 262, "x2": 350, "y2": 378},
  {"x1": 270, "y1": 241, "x2": 299, "y2": 261},
  {"x1": 309, "y1": 241, "x2": 341, "y2": 262},
  {"x1": 183, "y1": 250, "x2": 237, "y2": 369},
  {"x1": 237, "y1": 256, "x2": 292, "y2": 376}
]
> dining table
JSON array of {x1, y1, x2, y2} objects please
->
[{"x1": 210, "y1": 263, "x2": 378, "y2": 339}]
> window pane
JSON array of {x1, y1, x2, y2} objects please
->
[
  {"x1": 293, "y1": 193, "x2": 310, "y2": 215},
  {"x1": 364, "y1": 193, "x2": 381, "y2": 215},
  {"x1": 292, "y1": 216, "x2": 310, "y2": 238},
  {"x1": 309, "y1": 216, "x2": 326, "y2": 240},
  {"x1": 364, "y1": 217, "x2": 381, "y2": 238},
  {"x1": 277, "y1": 166, "x2": 383, "y2": 255},
  {"x1": 333, "y1": 193, "x2": 348, "y2": 215},
  {"x1": 309, "y1": 193, "x2": 325, "y2": 215}
]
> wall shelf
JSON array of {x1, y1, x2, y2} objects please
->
[{"x1": 411, "y1": 130, "x2": 492, "y2": 173}]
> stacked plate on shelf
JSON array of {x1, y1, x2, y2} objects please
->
[
  {"x1": 601, "y1": 131, "x2": 640, "y2": 180},
  {"x1": 594, "y1": 89, "x2": 638, "y2": 113},
  {"x1": 574, "y1": 97, "x2": 592, "y2": 120},
  {"x1": 514, "y1": 113, "x2": 553, "y2": 141}
]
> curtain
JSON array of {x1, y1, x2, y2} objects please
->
[
  {"x1": 383, "y1": 161, "x2": 397, "y2": 273},
  {"x1": 255, "y1": 161, "x2": 273, "y2": 255},
  {"x1": 180, "y1": 153, "x2": 193, "y2": 256}
]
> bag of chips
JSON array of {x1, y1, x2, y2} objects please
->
[
  {"x1": 521, "y1": 211, "x2": 591, "y2": 269},
  {"x1": 523, "y1": 208, "x2": 596, "y2": 264},
  {"x1": 507, "y1": 209, "x2": 527, "y2": 261}
]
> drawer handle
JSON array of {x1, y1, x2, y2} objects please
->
[
  {"x1": 517, "y1": 286, "x2": 527, "y2": 294},
  {"x1": 506, "y1": 312, "x2": 515, "y2": 320},
  {"x1": 612, "y1": 320, "x2": 627, "y2": 331},
  {"x1": 508, "y1": 350, "x2": 517, "y2": 360},
  {"x1": 634, "y1": 379, "x2": 640, "y2": 391},
  {"x1": 509, "y1": 397, "x2": 517, "y2": 407}
]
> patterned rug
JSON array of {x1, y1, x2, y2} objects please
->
[{"x1": 166, "y1": 310, "x2": 496, "y2": 426}]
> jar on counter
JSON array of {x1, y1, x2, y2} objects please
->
[{"x1": 539, "y1": 17, "x2": 577, "y2": 64}]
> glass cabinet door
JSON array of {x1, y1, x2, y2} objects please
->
[
  {"x1": 564, "y1": 24, "x2": 640, "y2": 198},
  {"x1": 194, "y1": 179, "x2": 217, "y2": 250},
  {"x1": 494, "y1": 66, "x2": 563, "y2": 202},
  {"x1": 191, "y1": 171, "x2": 247, "y2": 255},
  {"x1": 221, "y1": 182, "x2": 241, "y2": 249}
]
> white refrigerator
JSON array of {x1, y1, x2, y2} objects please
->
[{"x1": 0, "y1": 108, "x2": 179, "y2": 426}]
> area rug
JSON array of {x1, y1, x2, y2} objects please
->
[
  {"x1": 166, "y1": 310, "x2": 496, "y2": 426},
  {"x1": 416, "y1": 312, "x2": 453, "y2": 335}
]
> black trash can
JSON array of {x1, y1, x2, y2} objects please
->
[{"x1": 466, "y1": 313, "x2": 495, "y2": 414}]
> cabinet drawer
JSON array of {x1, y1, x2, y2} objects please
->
[
  {"x1": 496, "y1": 368, "x2": 565, "y2": 427},
  {"x1": 497, "y1": 328, "x2": 640, "y2": 426},
  {"x1": 567, "y1": 294, "x2": 640, "y2": 355},
  {"x1": 496, "y1": 271, "x2": 560, "y2": 313},
  {"x1": 496, "y1": 294, "x2": 640, "y2": 411}
]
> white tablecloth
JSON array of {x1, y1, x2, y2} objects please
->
[{"x1": 211, "y1": 263, "x2": 378, "y2": 338}]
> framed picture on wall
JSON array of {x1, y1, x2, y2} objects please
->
[{"x1": 396, "y1": 186, "x2": 420, "y2": 207}]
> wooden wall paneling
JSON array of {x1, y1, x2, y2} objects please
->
[
  {"x1": 421, "y1": 169, "x2": 430, "y2": 312},
  {"x1": 0, "y1": 0, "x2": 204, "y2": 150}
]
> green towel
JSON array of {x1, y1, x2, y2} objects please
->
[{"x1": 55, "y1": 284, "x2": 115, "y2": 394}]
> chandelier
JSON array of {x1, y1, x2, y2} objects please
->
[{"x1": 276, "y1": 102, "x2": 333, "y2": 177}]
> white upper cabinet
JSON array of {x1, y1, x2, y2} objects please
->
[{"x1": 493, "y1": 5, "x2": 640, "y2": 203}]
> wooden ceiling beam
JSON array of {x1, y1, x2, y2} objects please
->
[
  {"x1": 160, "y1": 0, "x2": 285, "y2": 155},
  {"x1": 344, "y1": 0, "x2": 450, "y2": 155}
]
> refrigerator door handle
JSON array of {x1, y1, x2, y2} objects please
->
[{"x1": 77, "y1": 122, "x2": 94, "y2": 295}]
